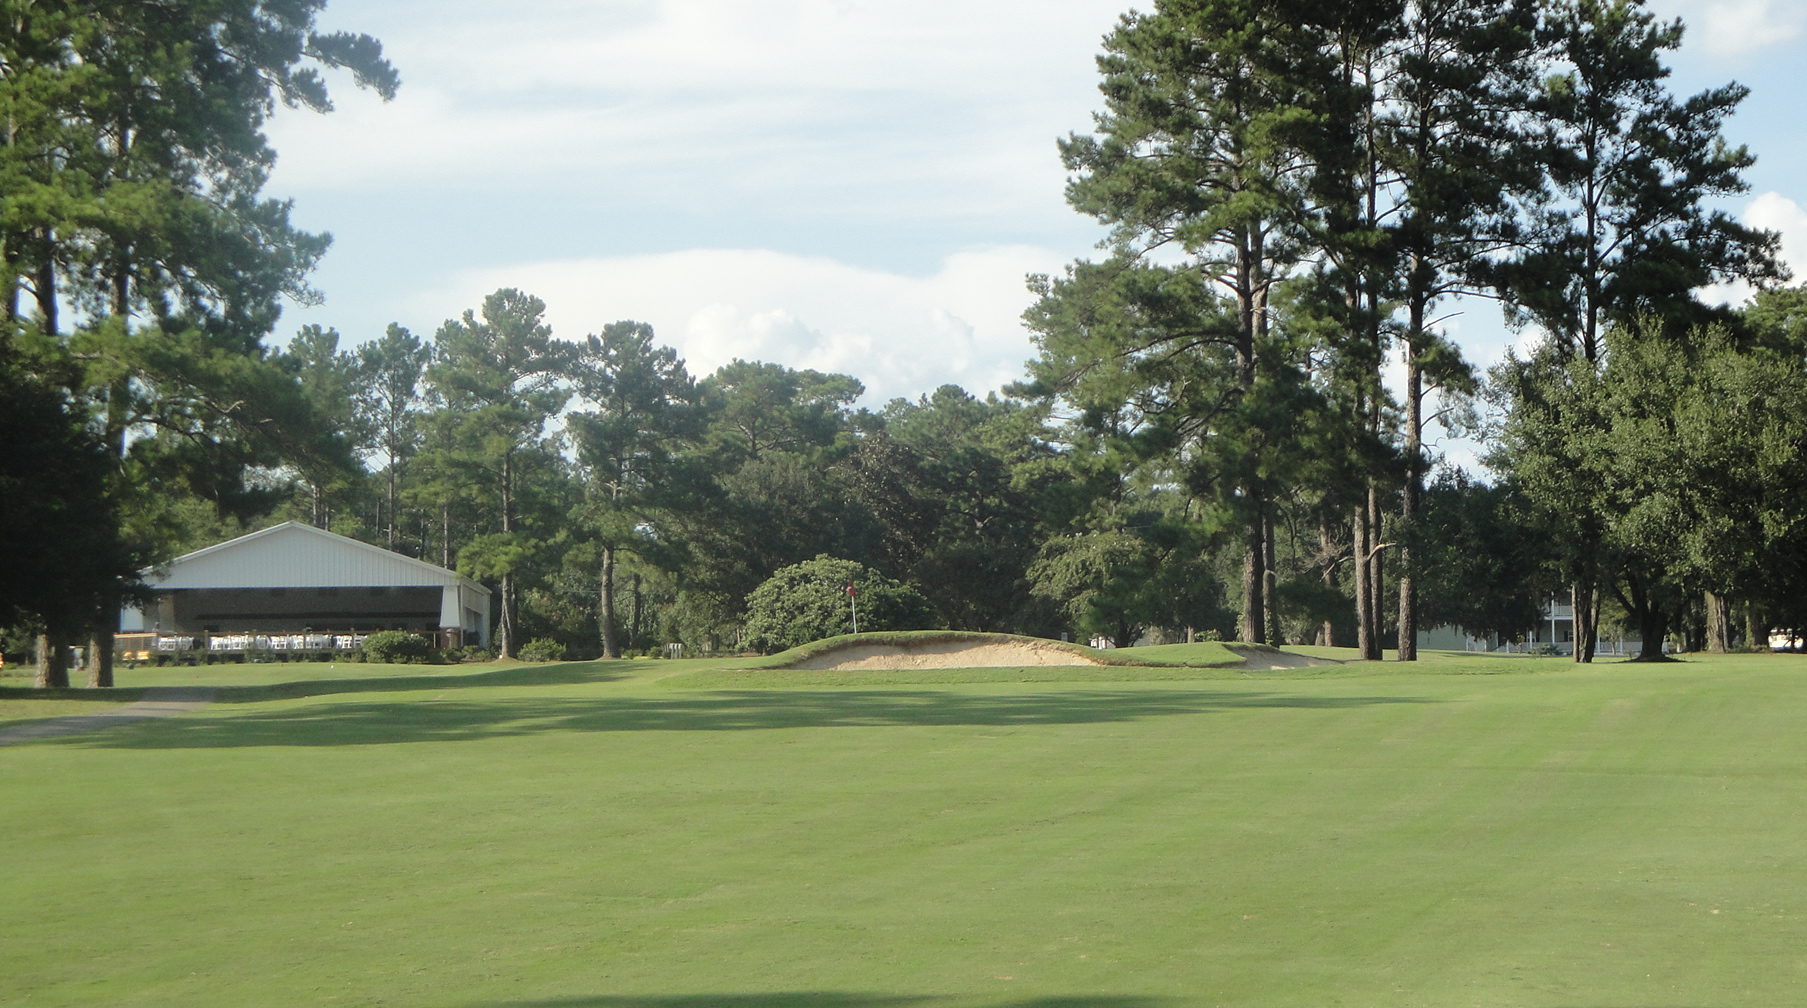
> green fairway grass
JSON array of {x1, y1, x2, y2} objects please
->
[
  {"x1": 5, "y1": 646, "x2": 1806, "y2": 1006},
  {"x1": 0, "y1": 675, "x2": 147, "y2": 723}
]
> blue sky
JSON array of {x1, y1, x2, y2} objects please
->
[{"x1": 269, "y1": 0, "x2": 1807, "y2": 438}]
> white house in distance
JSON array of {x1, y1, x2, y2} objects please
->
[
  {"x1": 121, "y1": 522, "x2": 490, "y2": 648},
  {"x1": 1416, "y1": 599, "x2": 1645, "y2": 656}
]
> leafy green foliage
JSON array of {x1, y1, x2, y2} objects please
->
[
  {"x1": 0, "y1": 352, "x2": 138, "y2": 642},
  {"x1": 658, "y1": 361, "x2": 878, "y2": 638},
  {"x1": 516, "y1": 637, "x2": 568, "y2": 663},
  {"x1": 359, "y1": 631, "x2": 439, "y2": 665},
  {"x1": 841, "y1": 386, "x2": 1057, "y2": 634},
  {"x1": 1493, "y1": 313, "x2": 1807, "y2": 656},
  {"x1": 742, "y1": 556, "x2": 934, "y2": 654},
  {"x1": 1413, "y1": 471, "x2": 1552, "y2": 641},
  {"x1": 1029, "y1": 515, "x2": 1232, "y2": 648},
  {"x1": 700, "y1": 360, "x2": 862, "y2": 463}
]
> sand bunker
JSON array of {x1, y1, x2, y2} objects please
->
[
  {"x1": 1223, "y1": 645, "x2": 1340, "y2": 669},
  {"x1": 789, "y1": 638, "x2": 1108, "y2": 671},
  {"x1": 785, "y1": 636, "x2": 1340, "y2": 671}
]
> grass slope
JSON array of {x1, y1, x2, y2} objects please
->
[{"x1": 5, "y1": 649, "x2": 1806, "y2": 1007}]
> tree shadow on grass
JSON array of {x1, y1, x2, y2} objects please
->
[
  {"x1": 0, "y1": 686, "x2": 151, "y2": 704},
  {"x1": 64, "y1": 687, "x2": 1434, "y2": 749},
  {"x1": 204, "y1": 660, "x2": 637, "y2": 703},
  {"x1": 476, "y1": 995, "x2": 1177, "y2": 1008},
  {"x1": 472, "y1": 996, "x2": 1697, "y2": 1008}
]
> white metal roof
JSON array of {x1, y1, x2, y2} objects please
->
[{"x1": 146, "y1": 522, "x2": 491, "y2": 598}]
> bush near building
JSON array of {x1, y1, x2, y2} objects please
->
[{"x1": 360, "y1": 631, "x2": 440, "y2": 664}]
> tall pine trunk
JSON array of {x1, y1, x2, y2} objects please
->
[
  {"x1": 498, "y1": 572, "x2": 516, "y2": 659},
  {"x1": 34, "y1": 242, "x2": 57, "y2": 334},
  {"x1": 1229, "y1": 221, "x2": 1271, "y2": 646},
  {"x1": 1357, "y1": 504, "x2": 1372, "y2": 654},
  {"x1": 631, "y1": 572, "x2": 643, "y2": 648},
  {"x1": 1317, "y1": 518, "x2": 1339, "y2": 647},
  {"x1": 386, "y1": 463, "x2": 399, "y2": 549},
  {"x1": 1355, "y1": 484, "x2": 1386, "y2": 662},
  {"x1": 91, "y1": 361, "x2": 131, "y2": 689},
  {"x1": 599, "y1": 544, "x2": 619, "y2": 658},
  {"x1": 1635, "y1": 604, "x2": 1668, "y2": 661},
  {"x1": 1572, "y1": 575, "x2": 1597, "y2": 663},
  {"x1": 497, "y1": 449, "x2": 517, "y2": 659},
  {"x1": 1744, "y1": 602, "x2": 1765, "y2": 653},
  {"x1": 35, "y1": 632, "x2": 68, "y2": 689},
  {"x1": 1397, "y1": 298, "x2": 1425, "y2": 662},
  {"x1": 1704, "y1": 591, "x2": 1733, "y2": 652},
  {"x1": 1240, "y1": 519, "x2": 1267, "y2": 645},
  {"x1": 87, "y1": 623, "x2": 114, "y2": 689},
  {"x1": 1263, "y1": 505, "x2": 1281, "y2": 646},
  {"x1": 1623, "y1": 572, "x2": 1668, "y2": 661}
]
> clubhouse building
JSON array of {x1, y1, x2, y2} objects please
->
[{"x1": 120, "y1": 522, "x2": 491, "y2": 651}]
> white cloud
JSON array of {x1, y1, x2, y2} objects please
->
[
  {"x1": 393, "y1": 0, "x2": 1116, "y2": 104},
  {"x1": 1672, "y1": 0, "x2": 1805, "y2": 57},
  {"x1": 1698, "y1": 190, "x2": 1807, "y2": 305},
  {"x1": 421, "y1": 245, "x2": 1069, "y2": 403},
  {"x1": 264, "y1": 3, "x2": 1131, "y2": 400},
  {"x1": 269, "y1": 0, "x2": 1123, "y2": 206},
  {"x1": 1744, "y1": 190, "x2": 1807, "y2": 276}
]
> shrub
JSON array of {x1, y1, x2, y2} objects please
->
[
  {"x1": 361, "y1": 630, "x2": 439, "y2": 664},
  {"x1": 742, "y1": 555, "x2": 934, "y2": 654},
  {"x1": 517, "y1": 637, "x2": 567, "y2": 662},
  {"x1": 447, "y1": 645, "x2": 495, "y2": 662}
]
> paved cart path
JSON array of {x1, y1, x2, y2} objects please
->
[{"x1": 0, "y1": 687, "x2": 217, "y2": 746}]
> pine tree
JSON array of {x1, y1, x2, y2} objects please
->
[
  {"x1": 424, "y1": 289, "x2": 570, "y2": 659},
  {"x1": 1054, "y1": 0, "x2": 1335, "y2": 643},
  {"x1": 565, "y1": 321, "x2": 698, "y2": 658},
  {"x1": 1496, "y1": 0, "x2": 1781, "y2": 661},
  {"x1": 355, "y1": 324, "x2": 431, "y2": 550},
  {"x1": 0, "y1": 0, "x2": 396, "y2": 684}
]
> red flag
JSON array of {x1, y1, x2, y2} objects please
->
[{"x1": 845, "y1": 582, "x2": 857, "y2": 597}]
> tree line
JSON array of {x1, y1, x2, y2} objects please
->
[
  {"x1": 1023, "y1": 0, "x2": 1795, "y2": 663},
  {"x1": 5, "y1": 0, "x2": 1804, "y2": 684},
  {"x1": 260, "y1": 305, "x2": 1068, "y2": 662}
]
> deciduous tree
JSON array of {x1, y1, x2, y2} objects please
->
[{"x1": 742, "y1": 556, "x2": 934, "y2": 654}]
